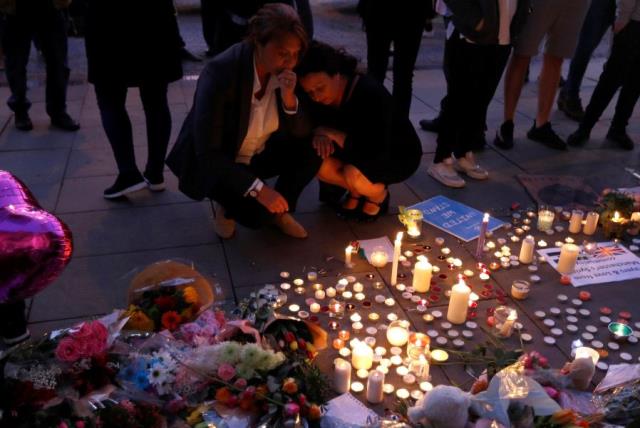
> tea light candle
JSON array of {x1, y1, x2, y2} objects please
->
[
  {"x1": 352, "y1": 282, "x2": 364, "y2": 293},
  {"x1": 334, "y1": 359, "x2": 352, "y2": 393},
  {"x1": 370, "y1": 249, "x2": 389, "y2": 268},
  {"x1": 430, "y1": 349, "x2": 449, "y2": 362},
  {"x1": 519, "y1": 235, "x2": 535, "y2": 264},
  {"x1": 350, "y1": 381, "x2": 364, "y2": 393},
  {"x1": 583, "y1": 212, "x2": 599, "y2": 235},
  {"x1": 557, "y1": 243, "x2": 580, "y2": 275},
  {"x1": 338, "y1": 330, "x2": 350, "y2": 341},
  {"x1": 339, "y1": 347, "x2": 351, "y2": 357},
  {"x1": 288, "y1": 304, "x2": 300, "y2": 313},
  {"x1": 342, "y1": 291, "x2": 353, "y2": 300},
  {"x1": 355, "y1": 293, "x2": 365, "y2": 301},
  {"x1": 368, "y1": 312, "x2": 380, "y2": 321},
  {"x1": 352, "y1": 322, "x2": 364, "y2": 332},
  {"x1": 441, "y1": 247, "x2": 451, "y2": 255},
  {"x1": 537, "y1": 209, "x2": 555, "y2": 231},
  {"x1": 307, "y1": 271, "x2": 318, "y2": 281},
  {"x1": 314, "y1": 290, "x2": 326, "y2": 300},
  {"x1": 396, "y1": 388, "x2": 410, "y2": 399},
  {"x1": 479, "y1": 270, "x2": 490, "y2": 281},
  {"x1": 391, "y1": 232, "x2": 403, "y2": 286},
  {"x1": 352, "y1": 341, "x2": 374, "y2": 370},
  {"x1": 366, "y1": 370, "x2": 385, "y2": 403},
  {"x1": 310, "y1": 303, "x2": 321, "y2": 313},
  {"x1": 420, "y1": 381, "x2": 433, "y2": 392},
  {"x1": 326, "y1": 287, "x2": 336, "y2": 298},
  {"x1": 333, "y1": 338, "x2": 345, "y2": 350},
  {"x1": 447, "y1": 277, "x2": 471, "y2": 324},
  {"x1": 386, "y1": 320, "x2": 410, "y2": 346},
  {"x1": 385, "y1": 297, "x2": 396, "y2": 306},
  {"x1": 569, "y1": 210, "x2": 584, "y2": 234},
  {"x1": 511, "y1": 280, "x2": 530, "y2": 300},
  {"x1": 412, "y1": 256, "x2": 433, "y2": 293}
]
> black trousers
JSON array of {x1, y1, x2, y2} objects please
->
[
  {"x1": 582, "y1": 20, "x2": 640, "y2": 131},
  {"x1": 200, "y1": 0, "x2": 218, "y2": 52},
  {"x1": 436, "y1": 35, "x2": 511, "y2": 163},
  {"x1": 0, "y1": 300, "x2": 27, "y2": 339},
  {"x1": 94, "y1": 82, "x2": 171, "y2": 178},
  {"x1": 364, "y1": 1, "x2": 431, "y2": 120},
  {"x1": 2, "y1": 6, "x2": 70, "y2": 116},
  {"x1": 215, "y1": 134, "x2": 321, "y2": 229}
]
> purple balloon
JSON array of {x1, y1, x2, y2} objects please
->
[{"x1": 0, "y1": 170, "x2": 73, "y2": 303}]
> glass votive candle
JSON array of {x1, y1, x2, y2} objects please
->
[
  {"x1": 294, "y1": 286, "x2": 306, "y2": 295},
  {"x1": 400, "y1": 209, "x2": 423, "y2": 239},
  {"x1": 608, "y1": 322, "x2": 633, "y2": 342},
  {"x1": 407, "y1": 332, "x2": 430, "y2": 356},
  {"x1": 329, "y1": 298, "x2": 345, "y2": 319},
  {"x1": 370, "y1": 246, "x2": 389, "y2": 268},
  {"x1": 493, "y1": 306, "x2": 518, "y2": 338},
  {"x1": 342, "y1": 291, "x2": 353, "y2": 300},
  {"x1": 333, "y1": 338, "x2": 345, "y2": 350},
  {"x1": 338, "y1": 330, "x2": 350, "y2": 341},
  {"x1": 325, "y1": 287, "x2": 336, "y2": 297},
  {"x1": 386, "y1": 320, "x2": 410, "y2": 346},
  {"x1": 511, "y1": 280, "x2": 530, "y2": 300},
  {"x1": 537, "y1": 206, "x2": 555, "y2": 231},
  {"x1": 352, "y1": 322, "x2": 364, "y2": 333},
  {"x1": 311, "y1": 283, "x2": 323, "y2": 291}
]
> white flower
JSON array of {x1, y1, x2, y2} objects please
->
[
  {"x1": 235, "y1": 362, "x2": 255, "y2": 380},
  {"x1": 240, "y1": 343, "x2": 262, "y2": 366},
  {"x1": 216, "y1": 341, "x2": 241, "y2": 365}
]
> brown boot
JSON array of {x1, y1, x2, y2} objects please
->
[
  {"x1": 213, "y1": 202, "x2": 235, "y2": 239},
  {"x1": 272, "y1": 213, "x2": 307, "y2": 239}
]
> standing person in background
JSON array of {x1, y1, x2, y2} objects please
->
[
  {"x1": 85, "y1": 0, "x2": 183, "y2": 199},
  {"x1": 428, "y1": 0, "x2": 531, "y2": 188},
  {"x1": 494, "y1": 0, "x2": 590, "y2": 151},
  {"x1": 557, "y1": 0, "x2": 616, "y2": 121},
  {"x1": 1, "y1": 0, "x2": 80, "y2": 132},
  {"x1": 360, "y1": 0, "x2": 433, "y2": 121},
  {"x1": 568, "y1": 0, "x2": 640, "y2": 150}
]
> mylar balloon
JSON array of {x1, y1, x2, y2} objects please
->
[{"x1": 0, "y1": 170, "x2": 73, "y2": 303}]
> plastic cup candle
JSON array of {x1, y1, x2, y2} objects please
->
[
  {"x1": 583, "y1": 212, "x2": 599, "y2": 235},
  {"x1": 386, "y1": 320, "x2": 410, "y2": 346},
  {"x1": 519, "y1": 235, "x2": 535, "y2": 264},
  {"x1": 574, "y1": 347, "x2": 600, "y2": 365},
  {"x1": 557, "y1": 243, "x2": 580, "y2": 275},
  {"x1": 408, "y1": 351, "x2": 429, "y2": 379},
  {"x1": 366, "y1": 370, "x2": 385, "y2": 403},
  {"x1": 412, "y1": 256, "x2": 433, "y2": 293},
  {"x1": 401, "y1": 209, "x2": 423, "y2": 239},
  {"x1": 345, "y1": 245, "x2": 354, "y2": 268},
  {"x1": 370, "y1": 247, "x2": 389, "y2": 268},
  {"x1": 352, "y1": 341, "x2": 374, "y2": 370},
  {"x1": 494, "y1": 306, "x2": 518, "y2": 338},
  {"x1": 334, "y1": 359, "x2": 352, "y2": 394},
  {"x1": 569, "y1": 210, "x2": 584, "y2": 234},
  {"x1": 391, "y1": 232, "x2": 403, "y2": 286},
  {"x1": 537, "y1": 207, "x2": 555, "y2": 231},
  {"x1": 447, "y1": 277, "x2": 471, "y2": 324}
]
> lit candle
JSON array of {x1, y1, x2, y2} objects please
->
[
  {"x1": 537, "y1": 208, "x2": 555, "y2": 231},
  {"x1": 338, "y1": 330, "x2": 350, "y2": 340},
  {"x1": 476, "y1": 213, "x2": 489, "y2": 259},
  {"x1": 408, "y1": 352, "x2": 429, "y2": 379},
  {"x1": 583, "y1": 211, "x2": 599, "y2": 235},
  {"x1": 407, "y1": 332, "x2": 430, "y2": 356},
  {"x1": 569, "y1": 210, "x2": 584, "y2": 234},
  {"x1": 350, "y1": 381, "x2": 364, "y2": 393},
  {"x1": 333, "y1": 338, "x2": 345, "y2": 350},
  {"x1": 391, "y1": 232, "x2": 403, "y2": 286},
  {"x1": 353, "y1": 282, "x2": 364, "y2": 293},
  {"x1": 326, "y1": 287, "x2": 336, "y2": 298},
  {"x1": 612, "y1": 211, "x2": 623, "y2": 223},
  {"x1": 518, "y1": 235, "x2": 535, "y2": 264},
  {"x1": 430, "y1": 349, "x2": 449, "y2": 362},
  {"x1": 366, "y1": 370, "x2": 385, "y2": 403},
  {"x1": 557, "y1": 243, "x2": 580, "y2": 275},
  {"x1": 386, "y1": 320, "x2": 410, "y2": 346},
  {"x1": 345, "y1": 245, "x2": 354, "y2": 268},
  {"x1": 334, "y1": 359, "x2": 351, "y2": 394},
  {"x1": 412, "y1": 256, "x2": 432, "y2": 293},
  {"x1": 396, "y1": 388, "x2": 410, "y2": 399},
  {"x1": 370, "y1": 249, "x2": 389, "y2": 268},
  {"x1": 310, "y1": 303, "x2": 321, "y2": 313},
  {"x1": 352, "y1": 341, "x2": 374, "y2": 370},
  {"x1": 314, "y1": 290, "x2": 325, "y2": 300},
  {"x1": 447, "y1": 277, "x2": 471, "y2": 324},
  {"x1": 574, "y1": 347, "x2": 600, "y2": 365}
]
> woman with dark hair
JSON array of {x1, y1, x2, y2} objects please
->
[
  {"x1": 297, "y1": 41, "x2": 422, "y2": 221},
  {"x1": 167, "y1": 4, "x2": 321, "y2": 239}
]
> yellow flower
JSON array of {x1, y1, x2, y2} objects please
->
[
  {"x1": 125, "y1": 310, "x2": 155, "y2": 331},
  {"x1": 183, "y1": 286, "x2": 199, "y2": 305},
  {"x1": 186, "y1": 404, "x2": 210, "y2": 425}
]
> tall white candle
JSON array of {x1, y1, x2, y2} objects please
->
[
  {"x1": 569, "y1": 210, "x2": 584, "y2": 234},
  {"x1": 518, "y1": 235, "x2": 535, "y2": 264},
  {"x1": 366, "y1": 370, "x2": 385, "y2": 403},
  {"x1": 412, "y1": 256, "x2": 432, "y2": 293},
  {"x1": 334, "y1": 359, "x2": 352, "y2": 394},
  {"x1": 447, "y1": 278, "x2": 471, "y2": 324},
  {"x1": 391, "y1": 232, "x2": 403, "y2": 286},
  {"x1": 583, "y1": 211, "x2": 599, "y2": 235},
  {"x1": 475, "y1": 213, "x2": 489, "y2": 259},
  {"x1": 557, "y1": 243, "x2": 580, "y2": 275},
  {"x1": 352, "y1": 341, "x2": 374, "y2": 370},
  {"x1": 345, "y1": 245, "x2": 354, "y2": 267}
]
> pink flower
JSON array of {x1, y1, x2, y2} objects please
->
[
  {"x1": 58, "y1": 422, "x2": 69, "y2": 428},
  {"x1": 75, "y1": 422, "x2": 85, "y2": 428},
  {"x1": 284, "y1": 402, "x2": 300, "y2": 417},
  {"x1": 56, "y1": 337, "x2": 81, "y2": 362},
  {"x1": 90, "y1": 321, "x2": 108, "y2": 344},
  {"x1": 233, "y1": 378, "x2": 247, "y2": 389},
  {"x1": 217, "y1": 363, "x2": 236, "y2": 381},
  {"x1": 73, "y1": 322, "x2": 94, "y2": 339}
]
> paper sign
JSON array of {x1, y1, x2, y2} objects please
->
[
  {"x1": 409, "y1": 196, "x2": 505, "y2": 242},
  {"x1": 538, "y1": 242, "x2": 640, "y2": 287}
]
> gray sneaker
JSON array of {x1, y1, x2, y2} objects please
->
[{"x1": 428, "y1": 159, "x2": 466, "y2": 188}]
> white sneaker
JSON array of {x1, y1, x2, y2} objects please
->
[
  {"x1": 213, "y1": 202, "x2": 236, "y2": 239},
  {"x1": 428, "y1": 159, "x2": 466, "y2": 188},
  {"x1": 454, "y1": 152, "x2": 489, "y2": 180}
]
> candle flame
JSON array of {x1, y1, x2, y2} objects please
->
[
  {"x1": 614, "y1": 211, "x2": 620, "y2": 221},
  {"x1": 395, "y1": 231, "x2": 404, "y2": 241},
  {"x1": 483, "y1": 213, "x2": 490, "y2": 222}
]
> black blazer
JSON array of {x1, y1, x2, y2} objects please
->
[{"x1": 166, "y1": 42, "x2": 310, "y2": 201}]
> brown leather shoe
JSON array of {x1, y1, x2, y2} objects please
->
[
  {"x1": 272, "y1": 213, "x2": 308, "y2": 239},
  {"x1": 213, "y1": 202, "x2": 235, "y2": 239}
]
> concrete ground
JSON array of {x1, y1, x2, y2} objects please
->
[{"x1": 1, "y1": 1, "x2": 639, "y2": 362}]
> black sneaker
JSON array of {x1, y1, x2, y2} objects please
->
[
  {"x1": 557, "y1": 93, "x2": 585, "y2": 121},
  {"x1": 103, "y1": 172, "x2": 147, "y2": 199},
  {"x1": 51, "y1": 112, "x2": 80, "y2": 131},
  {"x1": 567, "y1": 127, "x2": 591, "y2": 147},
  {"x1": 607, "y1": 127, "x2": 635, "y2": 150},
  {"x1": 419, "y1": 116, "x2": 442, "y2": 133},
  {"x1": 143, "y1": 171, "x2": 166, "y2": 192},
  {"x1": 494, "y1": 120, "x2": 514, "y2": 150},
  {"x1": 527, "y1": 121, "x2": 567, "y2": 150},
  {"x1": 15, "y1": 112, "x2": 33, "y2": 131}
]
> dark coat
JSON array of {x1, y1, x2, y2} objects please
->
[
  {"x1": 84, "y1": 0, "x2": 183, "y2": 86},
  {"x1": 444, "y1": 0, "x2": 531, "y2": 45},
  {"x1": 166, "y1": 41, "x2": 311, "y2": 201}
]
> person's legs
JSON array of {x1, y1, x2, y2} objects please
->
[
  {"x1": 3, "y1": 12, "x2": 33, "y2": 125},
  {"x1": 317, "y1": 157, "x2": 360, "y2": 210},
  {"x1": 536, "y1": 53, "x2": 564, "y2": 127},
  {"x1": 200, "y1": 0, "x2": 218, "y2": 54},
  {"x1": 364, "y1": 5, "x2": 392, "y2": 84},
  {"x1": 503, "y1": 54, "x2": 531, "y2": 122},
  {"x1": 139, "y1": 81, "x2": 171, "y2": 186},
  {"x1": 342, "y1": 164, "x2": 387, "y2": 216}
]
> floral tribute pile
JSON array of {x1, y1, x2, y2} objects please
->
[{"x1": 0, "y1": 285, "x2": 330, "y2": 428}]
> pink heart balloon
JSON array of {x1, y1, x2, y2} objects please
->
[{"x1": 0, "y1": 170, "x2": 73, "y2": 303}]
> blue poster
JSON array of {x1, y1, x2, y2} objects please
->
[{"x1": 409, "y1": 196, "x2": 505, "y2": 242}]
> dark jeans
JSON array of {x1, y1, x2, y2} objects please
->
[
  {"x1": 2, "y1": 7, "x2": 70, "y2": 116},
  {"x1": 436, "y1": 34, "x2": 511, "y2": 163},
  {"x1": 215, "y1": 134, "x2": 321, "y2": 229},
  {"x1": 201, "y1": 0, "x2": 218, "y2": 52},
  {"x1": 94, "y1": 82, "x2": 171, "y2": 178},
  {"x1": 0, "y1": 300, "x2": 27, "y2": 339},
  {"x1": 562, "y1": 0, "x2": 616, "y2": 100},
  {"x1": 364, "y1": 1, "x2": 430, "y2": 120},
  {"x1": 582, "y1": 21, "x2": 640, "y2": 130}
]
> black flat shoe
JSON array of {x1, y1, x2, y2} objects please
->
[
  {"x1": 338, "y1": 194, "x2": 362, "y2": 219},
  {"x1": 359, "y1": 190, "x2": 390, "y2": 222}
]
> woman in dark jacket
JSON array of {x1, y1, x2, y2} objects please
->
[
  {"x1": 296, "y1": 41, "x2": 422, "y2": 221},
  {"x1": 85, "y1": 0, "x2": 182, "y2": 198}
]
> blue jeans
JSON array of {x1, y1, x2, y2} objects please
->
[{"x1": 562, "y1": 0, "x2": 616, "y2": 100}]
